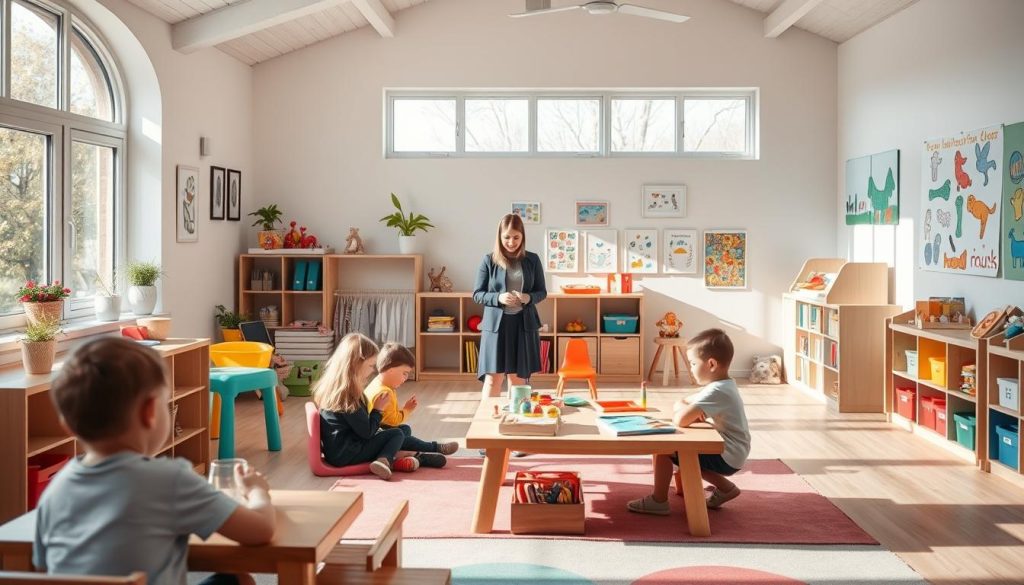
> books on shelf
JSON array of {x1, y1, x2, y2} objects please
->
[
  {"x1": 595, "y1": 415, "x2": 676, "y2": 437},
  {"x1": 464, "y1": 341, "x2": 479, "y2": 373},
  {"x1": 827, "y1": 312, "x2": 840, "y2": 338},
  {"x1": 427, "y1": 315, "x2": 456, "y2": 332},
  {"x1": 540, "y1": 339, "x2": 552, "y2": 373}
]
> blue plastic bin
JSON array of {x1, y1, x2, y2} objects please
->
[
  {"x1": 996, "y1": 423, "x2": 1019, "y2": 471},
  {"x1": 953, "y1": 413, "x2": 976, "y2": 451},
  {"x1": 602, "y1": 314, "x2": 639, "y2": 334}
]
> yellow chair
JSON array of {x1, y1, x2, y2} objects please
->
[{"x1": 209, "y1": 342, "x2": 283, "y2": 456}]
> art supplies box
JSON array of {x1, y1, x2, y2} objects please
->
[
  {"x1": 510, "y1": 471, "x2": 584, "y2": 535},
  {"x1": 595, "y1": 415, "x2": 676, "y2": 436}
]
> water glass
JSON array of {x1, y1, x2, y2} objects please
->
[{"x1": 208, "y1": 458, "x2": 248, "y2": 502}]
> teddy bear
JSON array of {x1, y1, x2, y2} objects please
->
[
  {"x1": 749, "y1": 355, "x2": 783, "y2": 384},
  {"x1": 344, "y1": 227, "x2": 365, "y2": 254},
  {"x1": 428, "y1": 266, "x2": 453, "y2": 293}
]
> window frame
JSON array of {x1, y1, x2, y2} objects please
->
[{"x1": 385, "y1": 88, "x2": 758, "y2": 159}]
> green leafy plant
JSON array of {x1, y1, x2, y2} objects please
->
[
  {"x1": 215, "y1": 304, "x2": 248, "y2": 329},
  {"x1": 22, "y1": 317, "x2": 61, "y2": 342},
  {"x1": 17, "y1": 280, "x2": 71, "y2": 303},
  {"x1": 379, "y1": 193, "x2": 434, "y2": 236},
  {"x1": 125, "y1": 261, "x2": 161, "y2": 287},
  {"x1": 248, "y1": 204, "x2": 284, "y2": 231}
]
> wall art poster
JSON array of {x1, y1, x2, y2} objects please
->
[
  {"x1": 663, "y1": 229, "x2": 698, "y2": 274},
  {"x1": 584, "y1": 229, "x2": 617, "y2": 273},
  {"x1": 176, "y1": 165, "x2": 198, "y2": 243},
  {"x1": 545, "y1": 229, "x2": 579, "y2": 273},
  {"x1": 1002, "y1": 121, "x2": 1024, "y2": 281},
  {"x1": 845, "y1": 149, "x2": 899, "y2": 225},
  {"x1": 623, "y1": 229, "x2": 658, "y2": 274},
  {"x1": 704, "y1": 230, "x2": 746, "y2": 288},
  {"x1": 511, "y1": 201, "x2": 541, "y2": 224}
]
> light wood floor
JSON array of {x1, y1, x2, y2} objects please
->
[{"x1": 230, "y1": 379, "x2": 1024, "y2": 585}]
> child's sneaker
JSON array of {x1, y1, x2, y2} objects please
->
[
  {"x1": 438, "y1": 441, "x2": 459, "y2": 455},
  {"x1": 626, "y1": 494, "x2": 670, "y2": 516},
  {"x1": 416, "y1": 453, "x2": 447, "y2": 468},
  {"x1": 369, "y1": 459, "x2": 392, "y2": 480},
  {"x1": 392, "y1": 456, "x2": 420, "y2": 473},
  {"x1": 705, "y1": 486, "x2": 741, "y2": 509}
]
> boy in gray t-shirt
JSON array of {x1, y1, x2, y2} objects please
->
[
  {"x1": 33, "y1": 338, "x2": 277, "y2": 585},
  {"x1": 628, "y1": 328, "x2": 751, "y2": 516}
]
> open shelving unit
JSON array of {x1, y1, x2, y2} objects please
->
[
  {"x1": 983, "y1": 334, "x2": 1023, "y2": 484},
  {"x1": 782, "y1": 258, "x2": 900, "y2": 412}
]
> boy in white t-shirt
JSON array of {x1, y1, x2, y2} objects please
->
[{"x1": 628, "y1": 328, "x2": 751, "y2": 515}]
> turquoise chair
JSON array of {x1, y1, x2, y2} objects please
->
[{"x1": 209, "y1": 342, "x2": 282, "y2": 459}]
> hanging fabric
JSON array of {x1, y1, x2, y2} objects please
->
[{"x1": 333, "y1": 290, "x2": 415, "y2": 347}]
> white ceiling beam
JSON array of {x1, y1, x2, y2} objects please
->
[
  {"x1": 763, "y1": 0, "x2": 824, "y2": 38},
  {"x1": 350, "y1": 0, "x2": 395, "y2": 37},
  {"x1": 172, "y1": 0, "x2": 346, "y2": 53}
]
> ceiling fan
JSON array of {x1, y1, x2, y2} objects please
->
[{"x1": 509, "y1": 0, "x2": 689, "y2": 23}]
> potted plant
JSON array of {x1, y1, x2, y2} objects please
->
[
  {"x1": 20, "y1": 317, "x2": 61, "y2": 375},
  {"x1": 94, "y1": 271, "x2": 121, "y2": 322},
  {"x1": 125, "y1": 260, "x2": 161, "y2": 315},
  {"x1": 215, "y1": 304, "x2": 248, "y2": 342},
  {"x1": 379, "y1": 193, "x2": 433, "y2": 254},
  {"x1": 17, "y1": 280, "x2": 71, "y2": 327},
  {"x1": 248, "y1": 204, "x2": 285, "y2": 250}
]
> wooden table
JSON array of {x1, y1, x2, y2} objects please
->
[
  {"x1": 465, "y1": 398, "x2": 724, "y2": 537},
  {"x1": 0, "y1": 490, "x2": 361, "y2": 585}
]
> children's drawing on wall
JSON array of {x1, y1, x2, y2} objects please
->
[
  {"x1": 545, "y1": 229, "x2": 579, "y2": 273},
  {"x1": 704, "y1": 230, "x2": 746, "y2": 289},
  {"x1": 623, "y1": 229, "x2": 658, "y2": 273},
  {"x1": 1003, "y1": 121, "x2": 1024, "y2": 280},
  {"x1": 921, "y1": 125, "x2": 1002, "y2": 277},
  {"x1": 575, "y1": 201, "x2": 609, "y2": 226},
  {"x1": 641, "y1": 185, "x2": 686, "y2": 218},
  {"x1": 663, "y1": 229, "x2": 698, "y2": 274},
  {"x1": 844, "y1": 149, "x2": 899, "y2": 225},
  {"x1": 584, "y1": 229, "x2": 617, "y2": 273},
  {"x1": 511, "y1": 201, "x2": 541, "y2": 224}
]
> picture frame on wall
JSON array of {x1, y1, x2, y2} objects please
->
[
  {"x1": 623, "y1": 228, "x2": 658, "y2": 274},
  {"x1": 584, "y1": 229, "x2": 617, "y2": 273},
  {"x1": 544, "y1": 228, "x2": 579, "y2": 273},
  {"x1": 642, "y1": 184, "x2": 687, "y2": 218},
  {"x1": 575, "y1": 200, "x2": 609, "y2": 226},
  {"x1": 226, "y1": 169, "x2": 241, "y2": 221},
  {"x1": 511, "y1": 201, "x2": 541, "y2": 224},
  {"x1": 175, "y1": 165, "x2": 199, "y2": 243},
  {"x1": 663, "y1": 228, "x2": 699, "y2": 274},
  {"x1": 703, "y1": 229, "x2": 747, "y2": 289},
  {"x1": 210, "y1": 166, "x2": 226, "y2": 220}
]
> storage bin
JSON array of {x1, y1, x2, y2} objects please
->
[
  {"x1": 510, "y1": 471, "x2": 584, "y2": 535},
  {"x1": 929, "y1": 357, "x2": 946, "y2": 386},
  {"x1": 599, "y1": 337, "x2": 640, "y2": 375},
  {"x1": 27, "y1": 453, "x2": 71, "y2": 510},
  {"x1": 896, "y1": 387, "x2": 916, "y2": 421},
  {"x1": 904, "y1": 350, "x2": 918, "y2": 377},
  {"x1": 602, "y1": 314, "x2": 639, "y2": 334},
  {"x1": 996, "y1": 423, "x2": 1019, "y2": 471},
  {"x1": 932, "y1": 398, "x2": 947, "y2": 434},
  {"x1": 953, "y1": 413, "x2": 976, "y2": 451},
  {"x1": 997, "y1": 377, "x2": 1020, "y2": 411},
  {"x1": 919, "y1": 396, "x2": 937, "y2": 431}
]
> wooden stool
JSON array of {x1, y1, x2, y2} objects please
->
[{"x1": 646, "y1": 337, "x2": 697, "y2": 386}]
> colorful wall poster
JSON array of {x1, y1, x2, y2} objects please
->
[
  {"x1": 584, "y1": 229, "x2": 617, "y2": 273},
  {"x1": 511, "y1": 201, "x2": 540, "y2": 224},
  {"x1": 845, "y1": 150, "x2": 900, "y2": 225},
  {"x1": 545, "y1": 229, "x2": 579, "y2": 273},
  {"x1": 663, "y1": 228, "x2": 698, "y2": 274},
  {"x1": 704, "y1": 230, "x2": 747, "y2": 288},
  {"x1": 1003, "y1": 121, "x2": 1024, "y2": 281},
  {"x1": 623, "y1": 229, "x2": 658, "y2": 274},
  {"x1": 921, "y1": 125, "x2": 1002, "y2": 277}
]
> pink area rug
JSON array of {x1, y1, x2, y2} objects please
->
[{"x1": 329, "y1": 456, "x2": 877, "y2": 544}]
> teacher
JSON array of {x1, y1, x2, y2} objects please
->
[{"x1": 473, "y1": 213, "x2": 548, "y2": 398}]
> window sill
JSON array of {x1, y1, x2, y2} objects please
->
[{"x1": 0, "y1": 313, "x2": 169, "y2": 359}]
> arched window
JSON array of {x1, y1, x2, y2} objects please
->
[{"x1": 0, "y1": 0, "x2": 125, "y2": 327}]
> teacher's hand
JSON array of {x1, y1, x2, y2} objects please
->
[
  {"x1": 499, "y1": 292, "x2": 520, "y2": 306},
  {"x1": 515, "y1": 291, "x2": 531, "y2": 305}
]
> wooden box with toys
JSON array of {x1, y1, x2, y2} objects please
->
[
  {"x1": 914, "y1": 297, "x2": 972, "y2": 330},
  {"x1": 510, "y1": 471, "x2": 584, "y2": 535}
]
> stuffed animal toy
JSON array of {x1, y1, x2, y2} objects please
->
[
  {"x1": 655, "y1": 312, "x2": 682, "y2": 338},
  {"x1": 749, "y1": 355, "x2": 783, "y2": 384},
  {"x1": 428, "y1": 266, "x2": 454, "y2": 293},
  {"x1": 344, "y1": 227, "x2": 365, "y2": 254}
]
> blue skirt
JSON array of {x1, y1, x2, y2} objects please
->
[{"x1": 477, "y1": 312, "x2": 541, "y2": 381}]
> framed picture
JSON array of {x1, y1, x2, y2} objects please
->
[
  {"x1": 704, "y1": 230, "x2": 747, "y2": 289},
  {"x1": 584, "y1": 229, "x2": 617, "y2": 273},
  {"x1": 226, "y1": 169, "x2": 241, "y2": 221},
  {"x1": 642, "y1": 184, "x2": 687, "y2": 218},
  {"x1": 575, "y1": 200, "x2": 609, "y2": 226},
  {"x1": 511, "y1": 201, "x2": 541, "y2": 224},
  {"x1": 544, "y1": 228, "x2": 579, "y2": 273},
  {"x1": 209, "y1": 166, "x2": 226, "y2": 220},
  {"x1": 663, "y1": 228, "x2": 698, "y2": 274},
  {"x1": 175, "y1": 165, "x2": 198, "y2": 243},
  {"x1": 623, "y1": 229, "x2": 658, "y2": 274}
]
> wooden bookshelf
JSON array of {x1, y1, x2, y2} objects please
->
[
  {"x1": 0, "y1": 338, "x2": 211, "y2": 524},
  {"x1": 981, "y1": 331, "x2": 1023, "y2": 484},
  {"x1": 782, "y1": 258, "x2": 899, "y2": 413}
]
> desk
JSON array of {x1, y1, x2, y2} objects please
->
[
  {"x1": 464, "y1": 398, "x2": 724, "y2": 536},
  {"x1": 0, "y1": 490, "x2": 361, "y2": 585}
]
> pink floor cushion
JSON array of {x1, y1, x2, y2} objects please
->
[{"x1": 305, "y1": 401, "x2": 372, "y2": 477}]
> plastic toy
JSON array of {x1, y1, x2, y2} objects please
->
[
  {"x1": 467, "y1": 315, "x2": 482, "y2": 332},
  {"x1": 283, "y1": 221, "x2": 302, "y2": 248}
]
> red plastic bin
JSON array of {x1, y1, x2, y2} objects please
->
[
  {"x1": 920, "y1": 396, "x2": 937, "y2": 431},
  {"x1": 932, "y1": 398, "x2": 947, "y2": 434},
  {"x1": 896, "y1": 387, "x2": 916, "y2": 421},
  {"x1": 27, "y1": 453, "x2": 71, "y2": 510}
]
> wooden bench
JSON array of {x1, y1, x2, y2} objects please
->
[
  {"x1": 323, "y1": 500, "x2": 408, "y2": 571},
  {"x1": 317, "y1": 565, "x2": 450, "y2": 585},
  {"x1": 0, "y1": 572, "x2": 146, "y2": 585}
]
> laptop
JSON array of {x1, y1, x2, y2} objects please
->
[{"x1": 238, "y1": 320, "x2": 274, "y2": 346}]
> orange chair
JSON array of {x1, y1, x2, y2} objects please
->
[{"x1": 555, "y1": 339, "x2": 598, "y2": 399}]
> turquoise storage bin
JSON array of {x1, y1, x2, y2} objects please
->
[
  {"x1": 996, "y1": 423, "x2": 1019, "y2": 471},
  {"x1": 953, "y1": 413, "x2": 976, "y2": 450},
  {"x1": 602, "y1": 314, "x2": 639, "y2": 334}
]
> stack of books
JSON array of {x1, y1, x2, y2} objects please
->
[
  {"x1": 274, "y1": 328, "x2": 334, "y2": 362},
  {"x1": 464, "y1": 341, "x2": 479, "y2": 373},
  {"x1": 595, "y1": 415, "x2": 676, "y2": 437},
  {"x1": 427, "y1": 315, "x2": 455, "y2": 332}
]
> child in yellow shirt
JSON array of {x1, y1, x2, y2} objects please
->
[{"x1": 365, "y1": 343, "x2": 459, "y2": 468}]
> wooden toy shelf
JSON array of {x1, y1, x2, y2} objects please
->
[
  {"x1": 982, "y1": 334, "x2": 1024, "y2": 484},
  {"x1": 782, "y1": 258, "x2": 899, "y2": 413}
]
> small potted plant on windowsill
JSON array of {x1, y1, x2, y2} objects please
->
[
  {"x1": 215, "y1": 304, "x2": 249, "y2": 342},
  {"x1": 125, "y1": 260, "x2": 162, "y2": 316},
  {"x1": 248, "y1": 204, "x2": 285, "y2": 250},
  {"x1": 20, "y1": 317, "x2": 62, "y2": 375},
  {"x1": 379, "y1": 193, "x2": 433, "y2": 254},
  {"x1": 94, "y1": 271, "x2": 121, "y2": 322},
  {"x1": 18, "y1": 280, "x2": 71, "y2": 327}
]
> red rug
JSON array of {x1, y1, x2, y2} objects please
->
[{"x1": 329, "y1": 457, "x2": 877, "y2": 544}]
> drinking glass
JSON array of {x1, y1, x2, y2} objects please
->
[{"x1": 208, "y1": 458, "x2": 248, "y2": 502}]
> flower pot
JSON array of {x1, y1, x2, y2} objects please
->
[
  {"x1": 258, "y1": 230, "x2": 284, "y2": 250},
  {"x1": 221, "y1": 328, "x2": 243, "y2": 342},
  {"x1": 95, "y1": 295, "x2": 122, "y2": 322},
  {"x1": 398, "y1": 235, "x2": 421, "y2": 255},
  {"x1": 23, "y1": 301, "x2": 63, "y2": 327},
  {"x1": 21, "y1": 340, "x2": 56, "y2": 375},
  {"x1": 127, "y1": 286, "x2": 158, "y2": 315}
]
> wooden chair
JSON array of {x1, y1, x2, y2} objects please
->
[
  {"x1": 324, "y1": 500, "x2": 409, "y2": 571},
  {"x1": 0, "y1": 572, "x2": 146, "y2": 585},
  {"x1": 646, "y1": 337, "x2": 697, "y2": 386},
  {"x1": 555, "y1": 339, "x2": 598, "y2": 399}
]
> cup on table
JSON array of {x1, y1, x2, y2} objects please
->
[{"x1": 208, "y1": 457, "x2": 249, "y2": 502}]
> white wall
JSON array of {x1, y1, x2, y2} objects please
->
[
  {"x1": 837, "y1": 0, "x2": 1024, "y2": 315},
  {"x1": 251, "y1": 0, "x2": 838, "y2": 372}
]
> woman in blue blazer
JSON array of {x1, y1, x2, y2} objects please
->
[{"x1": 473, "y1": 214, "x2": 547, "y2": 398}]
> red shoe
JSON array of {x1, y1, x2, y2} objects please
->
[{"x1": 392, "y1": 456, "x2": 420, "y2": 473}]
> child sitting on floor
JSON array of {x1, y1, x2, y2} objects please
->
[
  {"x1": 34, "y1": 337, "x2": 276, "y2": 585},
  {"x1": 313, "y1": 333, "x2": 420, "y2": 480},
  {"x1": 364, "y1": 342, "x2": 459, "y2": 468},
  {"x1": 628, "y1": 328, "x2": 751, "y2": 515}
]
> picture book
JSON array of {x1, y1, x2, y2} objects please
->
[{"x1": 595, "y1": 415, "x2": 676, "y2": 437}]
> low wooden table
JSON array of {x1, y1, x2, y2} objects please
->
[
  {"x1": 465, "y1": 398, "x2": 724, "y2": 536},
  {"x1": 0, "y1": 490, "x2": 362, "y2": 585}
]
